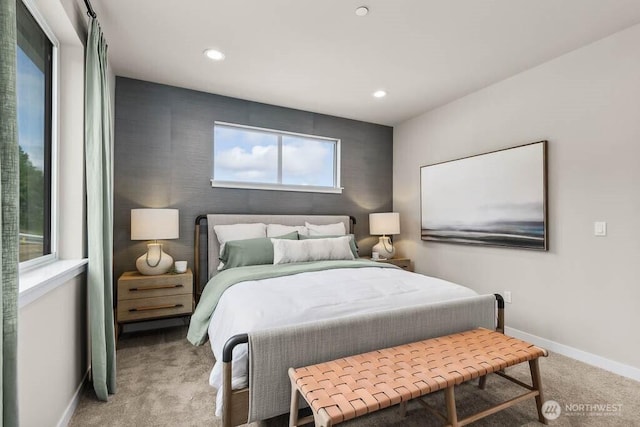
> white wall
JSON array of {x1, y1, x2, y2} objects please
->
[
  {"x1": 18, "y1": 275, "x2": 87, "y2": 427},
  {"x1": 394, "y1": 23, "x2": 640, "y2": 371}
]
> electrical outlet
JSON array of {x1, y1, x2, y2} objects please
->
[{"x1": 503, "y1": 291, "x2": 512, "y2": 304}]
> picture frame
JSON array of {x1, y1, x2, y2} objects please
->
[{"x1": 420, "y1": 141, "x2": 548, "y2": 250}]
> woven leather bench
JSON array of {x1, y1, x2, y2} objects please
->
[{"x1": 288, "y1": 328, "x2": 548, "y2": 427}]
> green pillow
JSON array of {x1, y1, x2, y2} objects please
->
[
  {"x1": 220, "y1": 231, "x2": 298, "y2": 269},
  {"x1": 299, "y1": 234, "x2": 359, "y2": 258}
]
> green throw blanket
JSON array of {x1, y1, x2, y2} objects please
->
[{"x1": 187, "y1": 259, "x2": 397, "y2": 345}]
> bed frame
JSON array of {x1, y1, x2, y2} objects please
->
[{"x1": 194, "y1": 214, "x2": 505, "y2": 427}]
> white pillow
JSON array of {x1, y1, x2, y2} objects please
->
[
  {"x1": 214, "y1": 223, "x2": 267, "y2": 270},
  {"x1": 305, "y1": 221, "x2": 346, "y2": 236},
  {"x1": 267, "y1": 224, "x2": 309, "y2": 237},
  {"x1": 272, "y1": 236, "x2": 355, "y2": 265}
]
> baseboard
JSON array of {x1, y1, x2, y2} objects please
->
[
  {"x1": 505, "y1": 326, "x2": 640, "y2": 382},
  {"x1": 57, "y1": 368, "x2": 90, "y2": 427}
]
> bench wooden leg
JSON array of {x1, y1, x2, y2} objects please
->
[
  {"x1": 399, "y1": 401, "x2": 408, "y2": 418},
  {"x1": 289, "y1": 389, "x2": 299, "y2": 427},
  {"x1": 529, "y1": 358, "x2": 548, "y2": 425},
  {"x1": 289, "y1": 369, "x2": 331, "y2": 427},
  {"x1": 289, "y1": 368, "x2": 301, "y2": 427},
  {"x1": 316, "y1": 409, "x2": 333, "y2": 427},
  {"x1": 478, "y1": 375, "x2": 487, "y2": 390},
  {"x1": 445, "y1": 386, "x2": 459, "y2": 427}
]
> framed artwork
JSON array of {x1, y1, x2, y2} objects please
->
[{"x1": 420, "y1": 141, "x2": 547, "y2": 250}]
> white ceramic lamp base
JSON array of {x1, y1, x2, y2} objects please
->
[
  {"x1": 372, "y1": 236, "x2": 395, "y2": 259},
  {"x1": 136, "y1": 242, "x2": 173, "y2": 275}
]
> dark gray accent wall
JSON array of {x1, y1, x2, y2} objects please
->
[{"x1": 114, "y1": 77, "x2": 393, "y2": 282}]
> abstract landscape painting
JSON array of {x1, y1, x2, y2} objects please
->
[{"x1": 420, "y1": 141, "x2": 547, "y2": 250}]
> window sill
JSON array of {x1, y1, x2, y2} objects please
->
[
  {"x1": 211, "y1": 180, "x2": 344, "y2": 194},
  {"x1": 19, "y1": 259, "x2": 88, "y2": 308}
]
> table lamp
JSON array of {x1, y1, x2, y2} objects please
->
[
  {"x1": 131, "y1": 208, "x2": 179, "y2": 275},
  {"x1": 369, "y1": 212, "x2": 400, "y2": 259}
]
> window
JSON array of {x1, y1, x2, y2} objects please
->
[
  {"x1": 16, "y1": 0, "x2": 54, "y2": 264},
  {"x1": 212, "y1": 122, "x2": 341, "y2": 193}
]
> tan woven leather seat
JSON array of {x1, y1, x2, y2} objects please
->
[{"x1": 289, "y1": 328, "x2": 548, "y2": 427}]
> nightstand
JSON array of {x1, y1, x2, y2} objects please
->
[
  {"x1": 116, "y1": 268, "x2": 194, "y2": 338},
  {"x1": 365, "y1": 257, "x2": 413, "y2": 272}
]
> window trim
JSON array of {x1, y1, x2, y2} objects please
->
[
  {"x1": 18, "y1": 0, "x2": 60, "y2": 272},
  {"x1": 212, "y1": 121, "x2": 343, "y2": 194}
]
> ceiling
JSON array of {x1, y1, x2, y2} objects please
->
[{"x1": 92, "y1": 0, "x2": 640, "y2": 126}]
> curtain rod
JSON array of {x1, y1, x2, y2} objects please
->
[{"x1": 84, "y1": 0, "x2": 97, "y2": 18}]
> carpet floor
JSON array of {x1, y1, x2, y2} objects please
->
[{"x1": 69, "y1": 326, "x2": 640, "y2": 426}]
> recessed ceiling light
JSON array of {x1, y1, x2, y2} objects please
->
[
  {"x1": 373, "y1": 90, "x2": 387, "y2": 98},
  {"x1": 204, "y1": 49, "x2": 225, "y2": 61},
  {"x1": 355, "y1": 6, "x2": 369, "y2": 17}
]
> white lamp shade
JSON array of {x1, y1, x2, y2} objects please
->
[
  {"x1": 131, "y1": 209, "x2": 179, "y2": 240},
  {"x1": 369, "y1": 212, "x2": 400, "y2": 235}
]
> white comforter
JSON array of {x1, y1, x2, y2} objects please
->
[{"x1": 207, "y1": 265, "x2": 477, "y2": 416}]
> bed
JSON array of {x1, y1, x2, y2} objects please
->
[{"x1": 187, "y1": 214, "x2": 504, "y2": 427}]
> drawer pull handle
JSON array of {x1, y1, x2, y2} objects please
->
[
  {"x1": 129, "y1": 303, "x2": 184, "y2": 312},
  {"x1": 129, "y1": 284, "x2": 184, "y2": 292}
]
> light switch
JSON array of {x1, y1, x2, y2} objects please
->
[{"x1": 594, "y1": 221, "x2": 607, "y2": 236}]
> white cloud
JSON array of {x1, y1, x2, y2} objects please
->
[
  {"x1": 217, "y1": 145, "x2": 277, "y2": 170},
  {"x1": 215, "y1": 144, "x2": 277, "y2": 181},
  {"x1": 282, "y1": 140, "x2": 331, "y2": 177}
]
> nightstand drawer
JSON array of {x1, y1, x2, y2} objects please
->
[
  {"x1": 118, "y1": 271, "x2": 192, "y2": 300},
  {"x1": 118, "y1": 279, "x2": 189, "y2": 300},
  {"x1": 117, "y1": 294, "x2": 193, "y2": 323}
]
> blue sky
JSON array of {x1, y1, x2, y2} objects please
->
[
  {"x1": 214, "y1": 126, "x2": 335, "y2": 187},
  {"x1": 16, "y1": 46, "x2": 45, "y2": 171}
]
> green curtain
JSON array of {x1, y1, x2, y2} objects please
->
[
  {"x1": 1, "y1": 0, "x2": 20, "y2": 424},
  {"x1": 85, "y1": 17, "x2": 116, "y2": 401}
]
